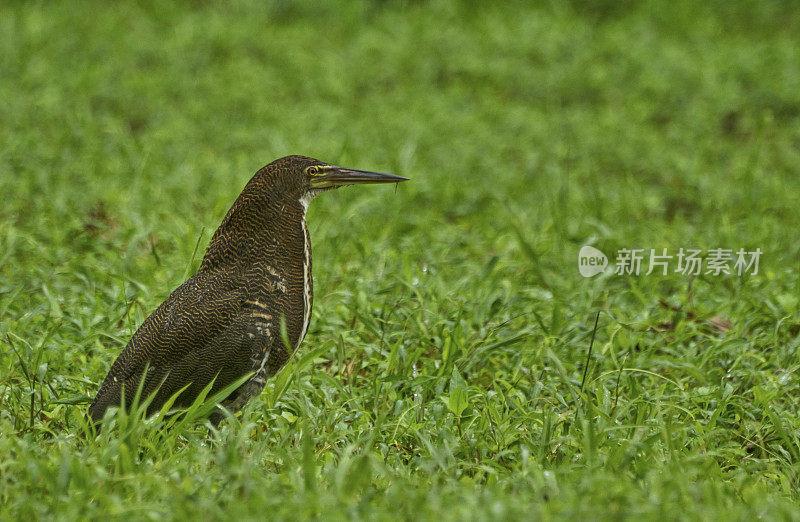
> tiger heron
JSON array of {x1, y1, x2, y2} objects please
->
[{"x1": 88, "y1": 155, "x2": 408, "y2": 425}]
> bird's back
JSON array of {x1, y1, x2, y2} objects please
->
[{"x1": 88, "y1": 266, "x2": 250, "y2": 421}]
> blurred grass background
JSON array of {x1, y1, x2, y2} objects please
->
[{"x1": 2, "y1": 0, "x2": 800, "y2": 519}]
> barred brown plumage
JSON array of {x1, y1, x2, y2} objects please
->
[{"x1": 87, "y1": 155, "x2": 408, "y2": 425}]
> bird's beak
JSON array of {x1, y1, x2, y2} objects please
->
[{"x1": 311, "y1": 167, "x2": 409, "y2": 188}]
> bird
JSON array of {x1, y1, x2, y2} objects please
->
[{"x1": 87, "y1": 155, "x2": 408, "y2": 425}]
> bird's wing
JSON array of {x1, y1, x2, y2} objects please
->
[{"x1": 88, "y1": 269, "x2": 279, "y2": 422}]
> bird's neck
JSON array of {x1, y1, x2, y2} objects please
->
[{"x1": 200, "y1": 190, "x2": 308, "y2": 272}]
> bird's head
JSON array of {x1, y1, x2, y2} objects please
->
[
  {"x1": 201, "y1": 155, "x2": 408, "y2": 269},
  {"x1": 259, "y1": 155, "x2": 409, "y2": 207}
]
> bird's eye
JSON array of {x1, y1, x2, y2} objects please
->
[{"x1": 308, "y1": 166, "x2": 319, "y2": 175}]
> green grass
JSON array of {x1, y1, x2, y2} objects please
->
[{"x1": 2, "y1": 0, "x2": 800, "y2": 519}]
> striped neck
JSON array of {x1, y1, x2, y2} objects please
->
[{"x1": 297, "y1": 191, "x2": 315, "y2": 350}]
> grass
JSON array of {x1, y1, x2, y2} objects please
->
[{"x1": 2, "y1": 0, "x2": 800, "y2": 519}]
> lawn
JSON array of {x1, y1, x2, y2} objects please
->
[{"x1": 2, "y1": 0, "x2": 800, "y2": 519}]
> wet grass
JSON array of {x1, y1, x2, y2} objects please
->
[{"x1": 2, "y1": 0, "x2": 800, "y2": 519}]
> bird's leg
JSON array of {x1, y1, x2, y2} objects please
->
[
  {"x1": 227, "y1": 369, "x2": 267, "y2": 414},
  {"x1": 209, "y1": 372, "x2": 266, "y2": 426},
  {"x1": 209, "y1": 368, "x2": 267, "y2": 426},
  {"x1": 209, "y1": 301, "x2": 272, "y2": 426}
]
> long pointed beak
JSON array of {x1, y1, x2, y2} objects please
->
[{"x1": 311, "y1": 167, "x2": 409, "y2": 188}]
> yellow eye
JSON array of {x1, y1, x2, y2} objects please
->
[{"x1": 308, "y1": 166, "x2": 319, "y2": 175}]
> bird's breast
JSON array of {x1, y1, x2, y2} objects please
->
[
  {"x1": 299, "y1": 218, "x2": 313, "y2": 351},
  {"x1": 246, "y1": 241, "x2": 310, "y2": 353}
]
